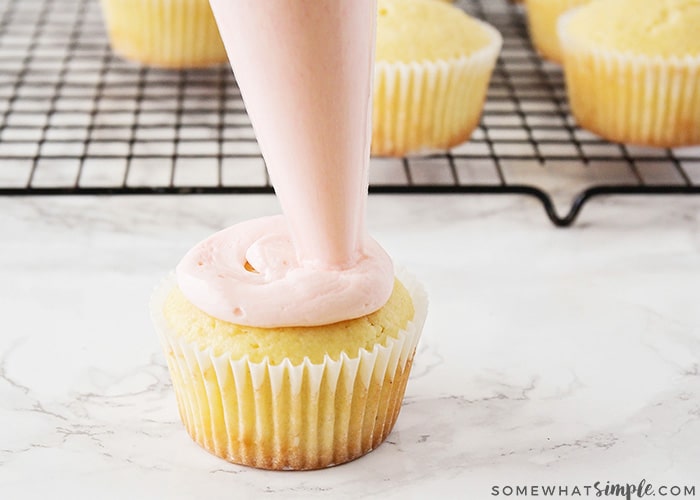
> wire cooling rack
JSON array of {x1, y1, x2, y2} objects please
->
[{"x1": 0, "y1": 0, "x2": 699, "y2": 226}]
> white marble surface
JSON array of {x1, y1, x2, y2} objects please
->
[{"x1": 1, "y1": 194, "x2": 699, "y2": 499}]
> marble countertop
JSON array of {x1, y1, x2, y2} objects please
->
[{"x1": 1, "y1": 193, "x2": 699, "y2": 499}]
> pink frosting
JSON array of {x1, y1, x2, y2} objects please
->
[
  {"x1": 176, "y1": 0, "x2": 394, "y2": 327},
  {"x1": 176, "y1": 216, "x2": 393, "y2": 327}
]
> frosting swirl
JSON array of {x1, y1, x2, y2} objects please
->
[{"x1": 176, "y1": 215, "x2": 394, "y2": 327}]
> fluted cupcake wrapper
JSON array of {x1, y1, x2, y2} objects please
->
[
  {"x1": 99, "y1": 0, "x2": 227, "y2": 69},
  {"x1": 525, "y1": 0, "x2": 590, "y2": 64},
  {"x1": 372, "y1": 23, "x2": 502, "y2": 157},
  {"x1": 151, "y1": 268, "x2": 428, "y2": 470},
  {"x1": 559, "y1": 11, "x2": 700, "y2": 148}
]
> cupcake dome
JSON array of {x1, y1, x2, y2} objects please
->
[
  {"x1": 162, "y1": 279, "x2": 415, "y2": 365},
  {"x1": 100, "y1": 0, "x2": 228, "y2": 69},
  {"x1": 565, "y1": 0, "x2": 700, "y2": 57},
  {"x1": 377, "y1": 0, "x2": 494, "y2": 63},
  {"x1": 525, "y1": 0, "x2": 591, "y2": 63},
  {"x1": 559, "y1": 0, "x2": 700, "y2": 147},
  {"x1": 373, "y1": 0, "x2": 502, "y2": 156}
]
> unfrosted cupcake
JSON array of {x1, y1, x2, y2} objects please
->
[
  {"x1": 524, "y1": 0, "x2": 591, "y2": 63},
  {"x1": 373, "y1": 0, "x2": 502, "y2": 156},
  {"x1": 559, "y1": 0, "x2": 700, "y2": 147},
  {"x1": 99, "y1": 0, "x2": 227, "y2": 68},
  {"x1": 152, "y1": 267, "x2": 427, "y2": 470}
]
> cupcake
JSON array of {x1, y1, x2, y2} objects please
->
[
  {"x1": 524, "y1": 0, "x2": 591, "y2": 63},
  {"x1": 154, "y1": 0, "x2": 429, "y2": 470},
  {"x1": 152, "y1": 263, "x2": 427, "y2": 470},
  {"x1": 373, "y1": 0, "x2": 502, "y2": 156},
  {"x1": 99, "y1": 0, "x2": 227, "y2": 68},
  {"x1": 559, "y1": 0, "x2": 700, "y2": 148}
]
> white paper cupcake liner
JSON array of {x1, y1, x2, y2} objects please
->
[
  {"x1": 558, "y1": 9, "x2": 700, "y2": 148},
  {"x1": 100, "y1": 0, "x2": 227, "y2": 69},
  {"x1": 372, "y1": 21, "x2": 502, "y2": 156},
  {"x1": 151, "y1": 267, "x2": 428, "y2": 470}
]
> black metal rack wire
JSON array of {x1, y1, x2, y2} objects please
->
[{"x1": 0, "y1": 0, "x2": 698, "y2": 226}]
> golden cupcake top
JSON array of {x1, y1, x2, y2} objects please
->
[
  {"x1": 377, "y1": 0, "x2": 496, "y2": 63},
  {"x1": 163, "y1": 279, "x2": 415, "y2": 364},
  {"x1": 563, "y1": 0, "x2": 700, "y2": 57}
]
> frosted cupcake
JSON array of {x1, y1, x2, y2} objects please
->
[
  {"x1": 99, "y1": 0, "x2": 227, "y2": 68},
  {"x1": 524, "y1": 0, "x2": 591, "y2": 63},
  {"x1": 373, "y1": 0, "x2": 502, "y2": 156},
  {"x1": 559, "y1": 0, "x2": 700, "y2": 147},
  {"x1": 152, "y1": 262, "x2": 427, "y2": 470}
]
